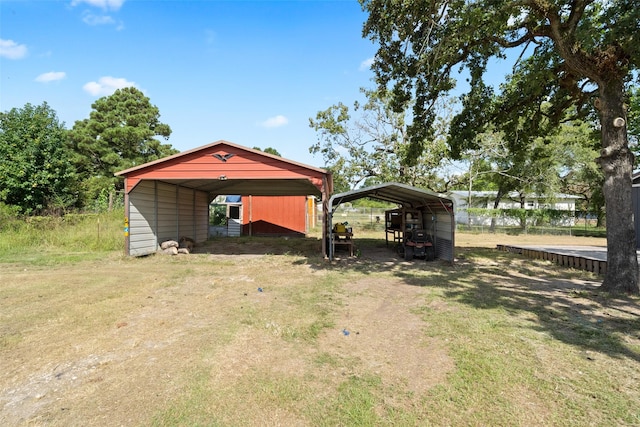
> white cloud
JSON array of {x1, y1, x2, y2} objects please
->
[
  {"x1": 260, "y1": 115, "x2": 289, "y2": 128},
  {"x1": 359, "y1": 57, "x2": 374, "y2": 71},
  {"x1": 0, "y1": 39, "x2": 28, "y2": 59},
  {"x1": 71, "y1": 0, "x2": 125, "y2": 11},
  {"x1": 83, "y1": 76, "x2": 136, "y2": 96},
  {"x1": 74, "y1": 0, "x2": 125, "y2": 27},
  {"x1": 82, "y1": 12, "x2": 115, "y2": 26},
  {"x1": 35, "y1": 71, "x2": 66, "y2": 83},
  {"x1": 507, "y1": 10, "x2": 529, "y2": 28}
]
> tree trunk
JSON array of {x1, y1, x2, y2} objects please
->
[
  {"x1": 596, "y1": 210, "x2": 605, "y2": 228},
  {"x1": 519, "y1": 193, "x2": 526, "y2": 230},
  {"x1": 489, "y1": 188, "x2": 505, "y2": 233},
  {"x1": 598, "y1": 81, "x2": 639, "y2": 294}
]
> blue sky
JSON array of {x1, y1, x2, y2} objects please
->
[{"x1": 0, "y1": 0, "x2": 378, "y2": 167}]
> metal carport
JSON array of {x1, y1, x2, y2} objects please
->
[
  {"x1": 115, "y1": 140, "x2": 333, "y2": 256},
  {"x1": 328, "y1": 182, "x2": 456, "y2": 261}
]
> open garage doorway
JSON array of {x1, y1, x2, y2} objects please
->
[{"x1": 209, "y1": 195, "x2": 242, "y2": 237}]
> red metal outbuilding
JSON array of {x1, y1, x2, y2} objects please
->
[
  {"x1": 241, "y1": 195, "x2": 312, "y2": 236},
  {"x1": 115, "y1": 140, "x2": 332, "y2": 256}
]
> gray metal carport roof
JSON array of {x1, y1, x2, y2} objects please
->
[
  {"x1": 329, "y1": 182, "x2": 455, "y2": 209},
  {"x1": 328, "y1": 182, "x2": 456, "y2": 260}
]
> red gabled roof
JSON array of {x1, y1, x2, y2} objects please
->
[
  {"x1": 115, "y1": 140, "x2": 332, "y2": 196},
  {"x1": 115, "y1": 140, "x2": 327, "y2": 177}
]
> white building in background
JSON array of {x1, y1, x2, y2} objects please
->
[{"x1": 448, "y1": 190, "x2": 581, "y2": 226}]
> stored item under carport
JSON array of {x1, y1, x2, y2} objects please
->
[{"x1": 401, "y1": 229, "x2": 435, "y2": 261}]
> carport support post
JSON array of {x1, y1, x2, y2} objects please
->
[
  {"x1": 123, "y1": 184, "x2": 130, "y2": 256},
  {"x1": 441, "y1": 198, "x2": 456, "y2": 265},
  {"x1": 328, "y1": 211, "x2": 334, "y2": 260},
  {"x1": 323, "y1": 201, "x2": 328, "y2": 259},
  {"x1": 248, "y1": 195, "x2": 253, "y2": 236},
  {"x1": 323, "y1": 187, "x2": 330, "y2": 259}
]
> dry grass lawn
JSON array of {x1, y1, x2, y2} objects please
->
[{"x1": 1, "y1": 233, "x2": 639, "y2": 426}]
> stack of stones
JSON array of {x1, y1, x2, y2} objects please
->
[{"x1": 159, "y1": 237, "x2": 195, "y2": 255}]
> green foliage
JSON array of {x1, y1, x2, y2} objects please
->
[
  {"x1": 0, "y1": 102, "x2": 78, "y2": 215},
  {"x1": 454, "y1": 119, "x2": 603, "y2": 221},
  {"x1": 326, "y1": 158, "x2": 351, "y2": 193},
  {"x1": 253, "y1": 146, "x2": 281, "y2": 156},
  {"x1": 466, "y1": 208, "x2": 503, "y2": 219},
  {"x1": 460, "y1": 129, "x2": 552, "y2": 199},
  {"x1": 351, "y1": 197, "x2": 394, "y2": 208},
  {"x1": 309, "y1": 98, "x2": 380, "y2": 188},
  {"x1": 362, "y1": 0, "x2": 638, "y2": 149},
  {"x1": 309, "y1": 88, "x2": 452, "y2": 191},
  {"x1": 209, "y1": 204, "x2": 227, "y2": 226},
  {"x1": 556, "y1": 119, "x2": 605, "y2": 223},
  {"x1": 67, "y1": 87, "x2": 177, "y2": 201},
  {"x1": 629, "y1": 86, "x2": 640, "y2": 160},
  {"x1": 86, "y1": 188, "x2": 125, "y2": 213},
  {"x1": 0, "y1": 202, "x2": 21, "y2": 231}
]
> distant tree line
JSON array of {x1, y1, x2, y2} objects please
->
[{"x1": 0, "y1": 87, "x2": 176, "y2": 215}]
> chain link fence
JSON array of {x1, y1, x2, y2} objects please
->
[
  {"x1": 323, "y1": 205, "x2": 605, "y2": 237},
  {"x1": 458, "y1": 210, "x2": 604, "y2": 236},
  {"x1": 322, "y1": 205, "x2": 390, "y2": 232}
]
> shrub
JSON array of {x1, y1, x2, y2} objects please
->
[{"x1": 0, "y1": 203, "x2": 20, "y2": 231}]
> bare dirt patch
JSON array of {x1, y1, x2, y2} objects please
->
[{"x1": 319, "y1": 277, "x2": 454, "y2": 394}]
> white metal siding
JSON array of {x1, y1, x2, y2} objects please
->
[
  {"x1": 227, "y1": 218, "x2": 242, "y2": 236},
  {"x1": 157, "y1": 182, "x2": 178, "y2": 243},
  {"x1": 129, "y1": 180, "x2": 157, "y2": 256},
  {"x1": 195, "y1": 191, "x2": 209, "y2": 241},
  {"x1": 127, "y1": 180, "x2": 210, "y2": 256},
  {"x1": 421, "y1": 210, "x2": 454, "y2": 262},
  {"x1": 434, "y1": 211, "x2": 454, "y2": 262},
  {"x1": 177, "y1": 186, "x2": 196, "y2": 239}
]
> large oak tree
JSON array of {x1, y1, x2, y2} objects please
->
[{"x1": 361, "y1": 0, "x2": 639, "y2": 294}]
